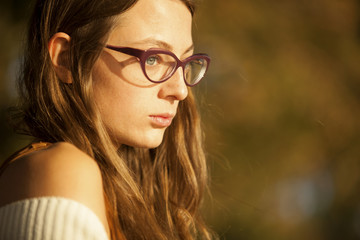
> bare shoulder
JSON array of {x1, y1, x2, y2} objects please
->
[{"x1": 0, "y1": 142, "x2": 109, "y2": 233}]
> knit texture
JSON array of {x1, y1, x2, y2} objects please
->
[{"x1": 0, "y1": 197, "x2": 108, "y2": 240}]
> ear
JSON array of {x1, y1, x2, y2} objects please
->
[{"x1": 48, "y1": 32, "x2": 72, "y2": 84}]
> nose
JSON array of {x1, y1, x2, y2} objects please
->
[{"x1": 158, "y1": 68, "x2": 188, "y2": 101}]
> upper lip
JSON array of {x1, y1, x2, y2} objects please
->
[{"x1": 149, "y1": 113, "x2": 175, "y2": 118}]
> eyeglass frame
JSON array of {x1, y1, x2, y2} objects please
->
[{"x1": 105, "y1": 45, "x2": 211, "y2": 86}]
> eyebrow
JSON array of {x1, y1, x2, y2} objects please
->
[{"x1": 133, "y1": 38, "x2": 194, "y2": 55}]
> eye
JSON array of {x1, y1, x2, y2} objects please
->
[{"x1": 146, "y1": 55, "x2": 160, "y2": 66}]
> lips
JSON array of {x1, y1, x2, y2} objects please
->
[{"x1": 149, "y1": 113, "x2": 175, "y2": 128}]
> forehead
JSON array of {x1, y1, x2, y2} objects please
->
[{"x1": 108, "y1": 0, "x2": 193, "y2": 51}]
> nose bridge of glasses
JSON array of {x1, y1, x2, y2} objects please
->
[
  {"x1": 160, "y1": 53, "x2": 182, "y2": 81},
  {"x1": 167, "y1": 56, "x2": 190, "y2": 84},
  {"x1": 170, "y1": 55, "x2": 195, "y2": 83}
]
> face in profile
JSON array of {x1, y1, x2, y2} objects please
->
[{"x1": 92, "y1": 0, "x2": 194, "y2": 148}]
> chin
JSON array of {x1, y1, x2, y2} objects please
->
[
  {"x1": 127, "y1": 140, "x2": 163, "y2": 149},
  {"x1": 119, "y1": 133, "x2": 165, "y2": 149}
]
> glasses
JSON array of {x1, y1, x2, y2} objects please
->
[{"x1": 106, "y1": 45, "x2": 210, "y2": 86}]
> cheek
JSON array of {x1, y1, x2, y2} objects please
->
[
  {"x1": 92, "y1": 61, "x2": 138, "y2": 123},
  {"x1": 99, "y1": 50, "x2": 155, "y2": 88},
  {"x1": 91, "y1": 59, "x2": 164, "y2": 147},
  {"x1": 92, "y1": 54, "x2": 159, "y2": 118}
]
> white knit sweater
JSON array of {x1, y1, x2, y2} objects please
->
[{"x1": 0, "y1": 197, "x2": 109, "y2": 240}]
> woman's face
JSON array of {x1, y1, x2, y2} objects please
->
[{"x1": 92, "y1": 0, "x2": 193, "y2": 148}]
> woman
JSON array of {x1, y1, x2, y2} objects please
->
[{"x1": 0, "y1": 0, "x2": 212, "y2": 239}]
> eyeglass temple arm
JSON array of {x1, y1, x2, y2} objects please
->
[{"x1": 106, "y1": 45, "x2": 144, "y2": 59}]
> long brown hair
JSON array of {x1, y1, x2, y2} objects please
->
[{"x1": 11, "y1": 0, "x2": 212, "y2": 239}]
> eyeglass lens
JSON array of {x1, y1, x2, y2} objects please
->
[
  {"x1": 144, "y1": 53, "x2": 208, "y2": 85},
  {"x1": 184, "y1": 58, "x2": 208, "y2": 85}
]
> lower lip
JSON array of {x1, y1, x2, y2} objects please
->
[{"x1": 149, "y1": 116, "x2": 173, "y2": 128}]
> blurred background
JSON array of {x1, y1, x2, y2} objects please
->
[{"x1": 1, "y1": 0, "x2": 360, "y2": 239}]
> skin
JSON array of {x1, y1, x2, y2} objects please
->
[
  {"x1": 93, "y1": 0, "x2": 193, "y2": 148},
  {"x1": 0, "y1": 142, "x2": 110, "y2": 234},
  {"x1": 0, "y1": 0, "x2": 193, "y2": 237}
]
